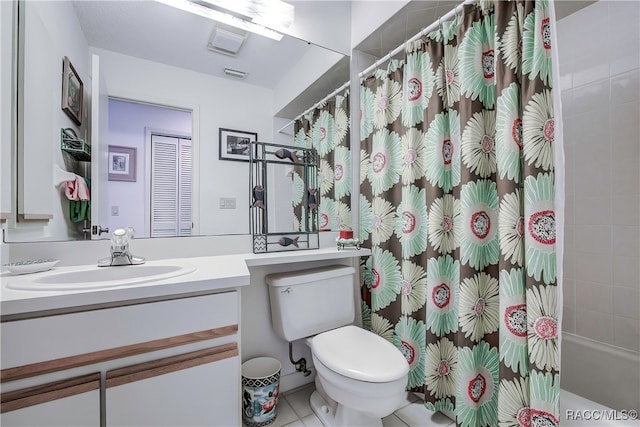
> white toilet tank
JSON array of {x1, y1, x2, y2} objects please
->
[{"x1": 266, "y1": 265, "x2": 356, "y2": 342}]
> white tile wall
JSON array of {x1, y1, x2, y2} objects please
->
[{"x1": 558, "y1": 0, "x2": 640, "y2": 353}]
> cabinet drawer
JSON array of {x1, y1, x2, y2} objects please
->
[
  {"x1": 1, "y1": 372, "x2": 100, "y2": 426},
  {"x1": 1, "y1": 291, "x2": 238, "y2": 381}
]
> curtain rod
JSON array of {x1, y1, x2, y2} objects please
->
[
  {"x1": 358, "y1": 0, "x2": 476, "y2": 78},
  {"x1": 277, "y1": 80, "x2": 351, "y2": 134}
]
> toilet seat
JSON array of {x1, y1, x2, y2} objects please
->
[{"x1": 311, "y1": 325, "x2": 409, "y2": 383}]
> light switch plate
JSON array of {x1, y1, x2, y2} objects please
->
[{"x1": 219, "y1": 197, "x2": 236, "y2": 209}]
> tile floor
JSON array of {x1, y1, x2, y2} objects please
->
[
  {"x1": 252, "y1": 385, "x2": 640, "y2": 427},
  {"x1": 265, "y1": 384, "x2": 454, "y2": 427}
]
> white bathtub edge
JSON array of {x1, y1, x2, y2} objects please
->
[{"x1": 561, "y1": 332, "x2": 640, "y2": 414}]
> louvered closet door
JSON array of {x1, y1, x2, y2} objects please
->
[
  {"x1": 178, "y1": 139, "x2": 193, "y2": 236},
  {"x1": 151, "y1": 135, "x2": 193, "y2": 237}
]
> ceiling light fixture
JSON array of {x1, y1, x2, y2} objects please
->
[
  {"x1": 155, "y1": 0, "x2": 285, "y2": 41},
  {"x1": 224, "y1": 68, "x2": 247, "y2": 78},
  {"x1": 199, "y1": 0, "x2": 294, "y2": 32}
]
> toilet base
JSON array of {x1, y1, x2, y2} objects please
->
[
  {"x1": 310, "y1": 390, "x2": 383, "y2": 427},
  {"x1": 310, "y1": 390, "x2": 335, "y2": 426}
]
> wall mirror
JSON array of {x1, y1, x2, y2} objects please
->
[{"x1": 4, "y1": 0, "x2": 349, "y2": 243}]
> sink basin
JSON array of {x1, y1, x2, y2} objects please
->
[{"x1": 5, "y1": 263, "x2": 197, "y2": 291}]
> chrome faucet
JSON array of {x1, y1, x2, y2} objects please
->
[{"x1": 98, "y1": 227, "x2": 146, "y2": 267}]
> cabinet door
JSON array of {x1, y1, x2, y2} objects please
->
[
  {"x1": 106, "y1": 344, "x2": 239, "y2": 426},
  {"x1": 1, "y1": 373, "x2": 100, "y2": 427}
]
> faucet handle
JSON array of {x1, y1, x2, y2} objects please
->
[
  {"x1": 101, "y1": 227, "x2": 144, "y2": 266},
  {"x1": 125, "y1": 227, "x2": 135, "y2": 239},
  {"x1": 111, "y1": 228, "x2": 130, "y2": 246},
  {"x1": 92, "y1": 225, "x2": 109, "y2": 236}
]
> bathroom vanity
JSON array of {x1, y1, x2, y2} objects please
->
[
  {"x1": 0, "y1": 255, "x2": 249, "y2": 426},
  {"x1": 0, "y1": 248, "x2": 367, "y2": 426}
]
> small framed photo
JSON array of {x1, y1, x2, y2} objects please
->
[
  {"x1": 61, "y1": 56, "x2": 83, "y2": 125},
  {"x1": 219, "y1": 128, "x2": 258, "y2": 162},
  {"x1": 108, "y1": 145, "x2": 137, "y2": 182}
]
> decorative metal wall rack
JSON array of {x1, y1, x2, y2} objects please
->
[
  {"x1": 250, "y1": 141, "x2": 319, "y2": 253},
  {"x1": 60, "y1": 128, "x2": 91, "y2": 161}
]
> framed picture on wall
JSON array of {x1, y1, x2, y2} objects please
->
[
  {"x1": 108, "y1": 145, "x2": 137, "y2": 182},
  {"x1": 61, "y1": 56, "x2": 83, "y2": 125},
  {"x1": 219, "y1": 128, "x2": 258, "y2": 162}
]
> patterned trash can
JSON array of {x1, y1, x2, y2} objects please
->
[{"x1": 241, "y1": 357, "x2": 281, "y2": 427}]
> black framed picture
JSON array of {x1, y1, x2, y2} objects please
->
[
  {"x1": 219, "y1": 128, "x2": 258, "y2": 162},
  {"x1": 61, "y1": 56, "x2": 83, "y2": 125}
]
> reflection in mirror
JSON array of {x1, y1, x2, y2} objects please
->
[
  {"x1": 292, "y1": 88, "x2": 352, "y2": 236},
  {"x1": 4, "y1": 0, "x2": 349, "y2": 243},
  {"x1": 108, "y1": 99, "x2": 193, "y2": 239}
]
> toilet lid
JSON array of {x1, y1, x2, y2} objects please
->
[{"x1": 312, "y1": 325, "x2": 409, "y2": 383}]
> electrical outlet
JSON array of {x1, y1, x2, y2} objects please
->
[
  {"x1": 111, "y1": 206, "x2": 119, "y2": 216},
  {"x1": 219, "y1": 197, "x2": 236, "y2": 209}
]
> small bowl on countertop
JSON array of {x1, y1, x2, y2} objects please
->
[{"x1": 3, "y1": 259, "x2": 60, "y2": 275}]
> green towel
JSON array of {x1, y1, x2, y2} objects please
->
[
  {"x1": 69, "y1": 177, "x2": 92, "y2": 222},
  {"x1": 70, "y1": 200, "x2": 88, "y2": 222}
]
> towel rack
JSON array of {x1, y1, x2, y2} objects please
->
[{"x1": 60, "y1": 128, "x2": 91, "y2": 161}]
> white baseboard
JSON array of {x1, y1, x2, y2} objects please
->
[{"x1": 279, "y1": 369, "x2": 316, "y2": 394}]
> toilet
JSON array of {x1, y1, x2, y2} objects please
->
[{"x1": 266, "y1": 265, "x2": 409, "y2": 427}]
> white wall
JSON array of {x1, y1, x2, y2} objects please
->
[
  {"x1": 350, "y1": 0, "x2": 410, "y2": 50},
  {"x1": 274, "y1": 47, "x2": 345, "y2": 116},
  {"x1": 273, "y1": 1, "x2": 352, "y2": 119}
]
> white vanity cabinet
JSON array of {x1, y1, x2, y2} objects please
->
[{"x1": 1, "y1": 290, "x2": 241, "y2": 427}]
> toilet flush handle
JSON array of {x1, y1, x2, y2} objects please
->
[{"x1": 281, "y1": 287, "x2": 293, "y2": 294}]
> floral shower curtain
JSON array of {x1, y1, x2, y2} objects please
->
[
  {"x1": 359, "y1": 1, "x2": 561, "y2": 426},
  {"x1": 293, "y1": 89, "x2": 352, "y2": 231}
]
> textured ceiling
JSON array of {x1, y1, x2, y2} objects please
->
[{"x1": 72, "y1": 1, "x2": 317, "y2": 88}]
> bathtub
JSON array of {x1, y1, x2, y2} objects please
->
[
  {"x1": 424, "y1": 390, "x2": 638, "y2": 426},
  {"x1": 561, "y1": 389, "x2": 639, "y2": 426},
  {"x1": 559, "y1": 333, "x2": 640, "y2": 425},
  {"x1": 561, "y1": 333, "x2": 640, "y2": 417},
  {"x1": 559, "y1": 332, "x2": 639, "y2": 425}
]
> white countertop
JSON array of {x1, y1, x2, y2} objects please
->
[
  {"x1": 1, "y1": 248, "x2": 369, "y2": 317},
  {"x1": 244, "y1": 247, "x2": 369, "y2": 266}
]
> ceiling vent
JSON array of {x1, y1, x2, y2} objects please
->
[
  {"x1": 207, "y1": 27, "x2": 247, "y2": 56},
  {"x1": 223, "y1": 68, "x2": 247, "y2": 78}
]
